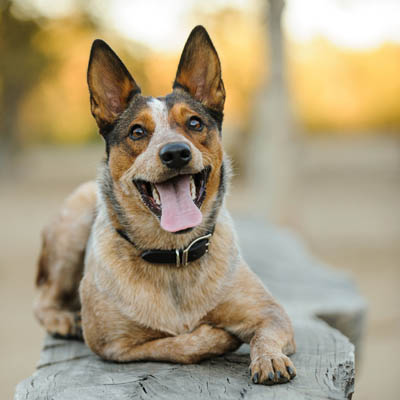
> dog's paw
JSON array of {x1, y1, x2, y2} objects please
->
[
  {"x1": 43, "y1": 310, "x2": 83, "y2": 340},
  {"x1": 249, "y1": 352, "x2": 296, "y2": 385}
]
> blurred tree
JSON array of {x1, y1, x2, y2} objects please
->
[
  {"x1": 19, "y1": 16, "x2": 100, "y2": 145},
  {"x1": 248, "y1": 0, "x2": 295, "y2": 225},
  {"x1": 19, "y1": 17, "x2": 150, "y2": 145},
  {"x1": 0, "y1": 0, "x2": 49, "y2": 165}
]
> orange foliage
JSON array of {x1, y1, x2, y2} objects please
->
[
  {"x1": 286, "y1": 37, "x2": 400, "y2": 133},
  {"x1": 19, "y1": 18, "x2": 93, "y2": 143}
]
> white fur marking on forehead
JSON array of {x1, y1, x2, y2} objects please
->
[{"x1": 148, "y1": 98, "x2": 168, "y2": 130}]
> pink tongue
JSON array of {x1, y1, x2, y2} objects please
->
[{"x1": 155, "y1": 175, "x2": 202, "y2": 232}]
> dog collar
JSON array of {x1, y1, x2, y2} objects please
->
[{"x1": 116, "y1": 229, "x2": 213, "y2": 267}]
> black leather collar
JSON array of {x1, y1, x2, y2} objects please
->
[{"x1": 116, "y1": 228, "x2": 213, "y2": 267}]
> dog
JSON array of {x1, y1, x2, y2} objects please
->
[{"x1": 34, "y1": 26, "x2": 296, "y2": 385}]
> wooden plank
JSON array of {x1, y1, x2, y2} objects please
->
[
  {"x1": 15, "y1": 220, "x2": 364, "y2": 399},
  {"x1": 15, "y1": 319, "x2": 354, "y2": 400},
  {"x1": 236, "y1": 218, "x2": 366, "y2": 350}
]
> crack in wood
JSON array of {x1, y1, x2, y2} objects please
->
[{"x1": 37, "y1": 354, "x2": 91, "y2": 369}]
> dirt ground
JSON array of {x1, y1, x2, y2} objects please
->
[{"x1": 1, "y1": 141, "x2": 399, "y2": 399}]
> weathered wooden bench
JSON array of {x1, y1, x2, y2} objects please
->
[{"x1": 15, "y1": 219, "x2": 365, "y2": 399}]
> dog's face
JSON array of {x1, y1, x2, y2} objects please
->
[{"x1": 87, "y1": 26, "x2": 226, "y2": 234}]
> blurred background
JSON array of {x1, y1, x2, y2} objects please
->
[{"x1": 1, "y1": 0, "x2": 399, "y2": 398}]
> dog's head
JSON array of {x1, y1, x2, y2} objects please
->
[{"x1": 88, "y1": 26, "x2": 227, "y2": 236}]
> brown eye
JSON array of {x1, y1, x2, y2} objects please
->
[
  {"x1": 129, "y1": 124, "x2": 147, "y2": 140},
  {"x1": 187, "y1": 116, "x2": 204, "y2": 132}
]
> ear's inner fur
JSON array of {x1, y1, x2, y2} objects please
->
[
  {"x1": 87, "y1": 39, "x2": 141, "y2": 135},
  {"x1": 173, "y1": 26, "x2": 225, "y2": 118}
]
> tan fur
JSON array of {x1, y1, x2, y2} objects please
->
[
  {"x1": 34, "y1": 181, "x2": 97, "y2": 337},
  {"x1": 34, "y1": 27, "x2": 296, "y2": 386}
]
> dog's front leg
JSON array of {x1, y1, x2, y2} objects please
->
[
  {"x1": 102, "y1": 324, "x2": 241, "y2": 364},
  {"x1": 248, "y1": 313, "x2": 296, "y2": 385},
  {"x1": 207, "y1": 262, "x2": 296, "y2": 385}
]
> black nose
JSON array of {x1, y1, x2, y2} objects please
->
[{"x1": 159, "y1": 142, "x2": 192, "y2": 169}]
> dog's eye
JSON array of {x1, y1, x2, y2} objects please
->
[
  {"x1": 129, "y1": 125, "x2": 147, "y2": 140},
  {"x1": 187, "y1": 116, "x2": 204, "y2": 132}
]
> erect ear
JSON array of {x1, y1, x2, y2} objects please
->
[
  {"x1": 173, "y1": 26, "x2": 225, "y2": 113},
  {"x1": 87, "y1": 39, "x2": 140, "y2": 135}
]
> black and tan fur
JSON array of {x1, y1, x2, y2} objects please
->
[{"x1": 34, "y1": 26, "x2": 296, "y2": 385}]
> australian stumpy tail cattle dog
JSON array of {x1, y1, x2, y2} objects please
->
[{"x1": 34, "y1": 25, "x2": 296, "y2": 385}]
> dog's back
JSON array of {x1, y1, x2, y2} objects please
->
[{"x1": 34, "y1": 181, "x2": 96, "y2": 337}]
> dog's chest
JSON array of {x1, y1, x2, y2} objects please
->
[
  {"x1": 116, "y1": 265, "x2": 225, "y2": 335},
  {"x1": 137, "y1": 281, "x2": 208, "y2": 335},
  {"x1": 92, "y1": 250, "x2": 229, "y2": 336}
]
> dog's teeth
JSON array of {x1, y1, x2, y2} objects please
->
[
  {"x1": 190, "y1": 177, "x2": 196, "y2": 200},
  {"x1": 152, "y1": 185, "x2": 161, "y2": 205}
]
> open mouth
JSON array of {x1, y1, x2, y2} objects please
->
[{"x1": 133, "y1": 167, "x2": 211, "y2": 232}]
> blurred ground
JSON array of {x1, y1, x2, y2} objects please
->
[
  {"x1": 1, "y1": 137, "x2": 399, "y2": 399},
  {"x1": 296, "y1": 137, "x2": 400, "y2": 400}
]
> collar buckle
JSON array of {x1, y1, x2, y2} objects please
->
[{"x1": 176, "y1": 233, "x2": 212, "y2": 267}]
